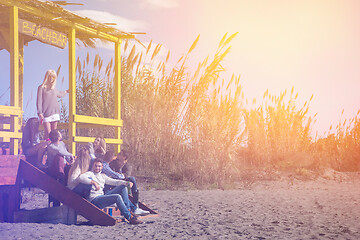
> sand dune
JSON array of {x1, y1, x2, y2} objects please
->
[{"x1": 1, "y1": 177, "x2": 360, "y2": 239}]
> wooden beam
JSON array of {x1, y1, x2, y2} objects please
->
[
  {"x1": 68, "y1": 27, "x2": 76, "y2": 154},
  {"x1": 9, "y1": 5, "x2": 19, "y2": 110},
  {"x1": 0, "y1": 106, "x2": 22, "y2": 116},
  {"x1": 19, "y1": 36, "x2": 24, "y2": 129},
  {"x1": 114, "y1": 40, "x2": 121, "y2": 152},
  {"x1": 9, "y1": 6, "x2": 19, "y2": 155},
  {"x1": 73, "y1": 114, "x2": 123, "y2": 127},
  {"x1": 0, "y1": 131, "x2": 22, "y2": 139},
  {"x1": 74, "y1": 136, "x2": 123, "y2": 145},
  {"x1": 0, "y1": 124, "x2": 10, "y2": 130},
  {"x1": 0, "y1": 137, "x2": 10, "y2": 142},
  {"x1": 52, "y1": 122, "x2": 121, "y2": 130}
]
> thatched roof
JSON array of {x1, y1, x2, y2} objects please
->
[{"x1": 0, "y1": 0, "x2": 135, "y2": 51}]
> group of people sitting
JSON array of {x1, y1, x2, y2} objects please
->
[{"x1": 21, "y1": 117, "x2": 148, "y2": 225}]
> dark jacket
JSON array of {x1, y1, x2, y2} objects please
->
[{"x1": 109, "y1": 161, "x2": 132, "y2": 178}]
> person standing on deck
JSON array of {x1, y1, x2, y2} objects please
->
[{"x1": 36, "y1": 70, "x2": 68, "y2": 140}]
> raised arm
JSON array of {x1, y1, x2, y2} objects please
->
[
  {"x1": 103, "y1": 174, "x2": 128, "y2": 186},
  {"x1": 48, "y1": 142, "x2": 73, "y2": 158},
  {"x1": 56, "y1": 89, "x2": 69, "y2": 98},
  {"x1": 78, "y1": 172, "x2": 100, "y2": 190},
  {"x1": 58, "y1": 142, "x2": 73, "y2": 157},
  {"x1": 102, "y1": 163, "x2": 125, "y2": 179},
  {"x1": 36, "y1": 86, "x2": 43, "y2": 119},
  {"x1": 78, "y1": 171, "x2": 93, "y2": 184}
]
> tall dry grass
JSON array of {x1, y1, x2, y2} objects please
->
[
  {"x1": 241, "y1": 88, "x2": 316, "y2": 170},
  {"x1": 314, "y1": 110, "x2": 360, "y2": 171},
  {"x1": 71, "y1": 34, "x2": 360, "y2": 186},
  {"x1": 120, "y1": 33, "x2": 243, "y2": 185}
]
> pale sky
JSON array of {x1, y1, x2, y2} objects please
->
[{"x1": 0, "y1": 0, "x2": 359, "y2": 136}]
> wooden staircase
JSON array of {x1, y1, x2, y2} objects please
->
[
  {"x1": 1, "y1": 157, "x2": 116, "y2": 226},
  {"x1": 1, "y1": 156, "x2": 157, "y2": 225}
]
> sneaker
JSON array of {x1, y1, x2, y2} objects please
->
[
  {"x1": 128, "y1": 215, "x2": 143, "y2": 225},
  {"x1": 134, "y1": 208, "x2": 150, "y2": 216}
]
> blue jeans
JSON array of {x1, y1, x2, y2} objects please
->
[
  {"x1": 72, "y1": 183, "x2": 92, "y2": 198},
  {"x1": 126, "y1": 176, "x2": 139, "y2": 206},
  {"x1": 104, "y1": 177, "x2": 139, "y2": 206},
  {"x1": 91, "y1": 185, "x2": 136, "y2": 220}
]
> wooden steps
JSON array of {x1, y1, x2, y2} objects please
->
[
  {"x1": 1, "y1": 156, "x2": 158, "y2": 225},
  {"x1": 17, "y1": 159, "x2": 116, "y2": 226}
]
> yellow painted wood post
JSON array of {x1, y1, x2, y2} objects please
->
[
  {"x1": 10, "y1": 6, "x2": 19, "y2": 155},
  {"x1": 19, "y1": 36, "x2": 24, "y2": 128},
  {"x1": 114, "y1": 40, "x2": 122, "y2": 153},
  {"x1": 68, "y1": 28, "x2": 76, "y2": 154}
]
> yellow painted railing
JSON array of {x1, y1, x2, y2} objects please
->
[
  {"x1": 0, "y1": 109, "x2": 23, "y2": 154},
  {"x1": 53, "y1": 115, "x2": 123, "y2": 149},
  {"x1": 0, "y1": 131, "x2": 22, "y2": 139},
  {"x1": 0, "y1": 106, "x2": 22, "y2": 116},
  {"x1": 0, "y1": 108, "x2": 23, "y2": 148},
  {"x1": 74, "y1": 115, "x2": 123, "y2": 127}
]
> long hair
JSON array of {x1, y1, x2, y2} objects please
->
[
  {"x1": 94, "y1": 137, "x2": 106, "y2": 155},
  {"x1": 23, "y1": 117, "x2": 39, "y2": 144},
  {"x1": 40, "y1": 69, "x2": 57, "y2": 89},
  {"x1": 68, "y1": 147, "x2": 91, "y2": 179}
]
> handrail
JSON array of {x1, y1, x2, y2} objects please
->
[
  {"x1": 38, "y1": 118, "x2": 123, "y2": 145},
  {"x1": 73, "y1": 114, "x2": 123, "y2": 127},
  {"x1": 74, "y1": 136, "x2": 123, "y2": 145},
  {"x1": 0, "y1": 131, "x2": 22, "y2": 139},
  {"x1": 0, "y1": 105, "x2": 23, "y2": 144},
  {"x1": 44, "y1": 122, "x2": 118, "y2": 130},
  {"x1": 0, "y1": 105, "x2": 23, "y2": 116}
]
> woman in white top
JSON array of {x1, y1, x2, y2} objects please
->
[{"x1": 67, "y1": 147, "x2": 92, "y2": 197}]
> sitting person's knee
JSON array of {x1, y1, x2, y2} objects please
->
[{"x1": 127, "y1": 176, "x2": 136, "y2": 183}]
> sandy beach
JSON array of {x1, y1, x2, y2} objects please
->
[{"x1": 1, "y1": 176, "x2": 360, "y2": 240}]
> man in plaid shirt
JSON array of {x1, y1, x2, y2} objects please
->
[{"x1": 102, "y1": 150, "x2": 149, "y2": 216}]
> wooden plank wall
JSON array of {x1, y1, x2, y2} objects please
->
[
  {"x1": 0, "y1": 155, "x2": 22, "y2": 185},
  {"x1": 13, "y1": 205, "x2": 77, "y2": 224}
]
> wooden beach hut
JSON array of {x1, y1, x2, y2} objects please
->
[
  {"x1": 0, "y1": 0, "x2": 134, "y2": 154},
  {"x1": 0, "y1": 0, "x2": 138, "y2": 225}
]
